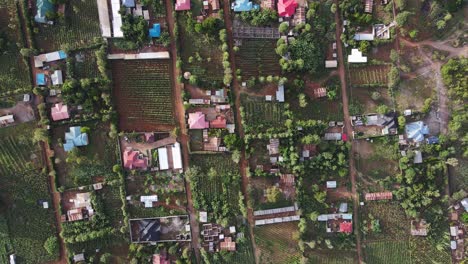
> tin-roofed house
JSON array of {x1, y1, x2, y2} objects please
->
[
  {"x1": 51, "y1": 103, "x2": 70, "y2": 121},
  {"x1": 35, "y1": 0, "x2": 54, "y2": 23},
  {"x1": 63, "y1": 126, "x2": 89, "y2": 152}
]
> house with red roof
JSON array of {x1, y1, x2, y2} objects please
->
[
  {"x1": 123, "y1": 148, "x2": 148, "y2": 170},
  {"x1": 152, "y1": 253, "x2": 170, "y2": 264},
  {"x1": 188, "y1": 112, "x2": 209, "y2": 129},
  {"x1": 277, "y1": 0, "x2": 297, "y2": 17},
  {"x1": 175, "y1": 0, "x2": 190, "y2": 11},
  {"x1": 51, "y1": 103, "x2": 70, "y2": 121},
  {"x1": 210, "y1": 115, "x2": 227, "y2": 129},
  {"x1": 339, "y1": 222, "x2": 353, "y2": 233}
]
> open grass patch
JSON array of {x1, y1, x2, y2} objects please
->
[{"x1": 254, "y1": 222, "x2": 301, "y2": 264}]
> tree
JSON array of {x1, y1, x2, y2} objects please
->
[
  {"x1": 224, "y1": 134, "x2": 241, "y2": 150},
  {"x1": 275, "y1": 43, "x2": 288, "y2": 56},
  {"x1": 398, "y1": 116, "x2": 406, "y2": 130},
  {"x1": 371, "y1": 91, "x2": 381, "y2": 101},
  {"x1": 330, "y1": 3, "x2": 337, "y2": 14},
  {"x1": 100, "y1": 253, "x2": 112, "y2": 263},
  {"x1": 359, "y1": 41, "x2": 370, "y2": 53},
  {"x1": 121, "y1": 14, "x2": 148, "y2": 46},
  {"x1": 33, "y1": 128, "x2": 48, "y2": 143},
  {"x1": 189, "y1": 75, "x2": 198, "y2": 85},
  {"x1": 298, "y1": 93, "x2": 308, "y2": 108},
  {"x1": 409, "y1": 29, "x2": 418, "y2": 39},
  {"x1": 375, "y1": 104, "x2": 389, "y2": 114},
  {"x1": 461, "y1": 212, "x2": 468, "y2": 224},
  {"x1": 446, "y1": 158, "x2": 459, "y2": 167},
  {"x1": 266, "y1": 186, "x2": 282, "y2": 203},
  {"x1": 232, "y1": 150, "x2": 241, "y2": 164},
  {"x1": 436, "y1": 20, "x2": 446, "y2": 30},
  {"x1": 279, "y1": 22, "x2": 289, "y2": 33},
  {"x1": 390, "y1": 50, "x2": 399, "y2": 64},
  {"x1": 20, "y1": 48, "x2": 37, "y2": 57},
  {"x1": 43, "y1": 236, "x2": 59, "y2": 256},
  {"x1": 396, "y1": 11, "x2": 412, "y2": 26},
  {"x1": 395, "y1": 0, "x2": 406, "y2": 10}
]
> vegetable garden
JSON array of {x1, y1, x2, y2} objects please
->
[
  {"x1": 364, "y1": 240, "x2": 411, "y2": 264},
  {"x1": 34, "y1": 0, "x2": 101, "y2": 51},
  {"x1": 254, "y1": 222, "x2": 301, "y2": 264},
  {"x1": 349, "y1": 65, "x2": 390, "y2": 86},
  {"x1": 235, "y1": 39, "x2": 281, "y2": 80},
  {"x1": 241, "y1": 95, "x2": 286, "y2": 132},
  {"x1": 0, "y1": 122, "x2": 42, "y2": 176},
  {"x1": 111, "y1": 60, "x2": 175, "y2": 132},
  {"x1": 72, "y1": 49, "x2": 100, "y2": 79},
  {"x1": 0, "y1": 3, "x2": 31, "y2": 96}
]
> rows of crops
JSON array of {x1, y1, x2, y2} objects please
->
[
  {"x1": 254, "y1": 222, "x2": 301, "y2": 264},
  {"x1": 35, "y1": 0, "x2": 100, "y2": 51},
  {"x1": 112, "y1": 60, "x2": 175, "y2": 131},
  {"x1": 0, "y1": 216, "x2": 12, "y2": 264},
  {"x1": 349, "y1": 65, "x2": 390, "y2": 86},
  {"x1": 242, "y1": 99, "x2": 286, "y2": 130},
  {"x1": 0, "y1": 4, "x2": 31, "y2": 96},
  {"x1": 235, "y1": 39, "x2": 281, "y2": 79},
  {"x1": 365, "y1": 240, "x2": 411, "y2": 264},
  {"x1": 306, "y1": 253, "x2": 356, "y2": 264},
  {"x1": 0, "y1": 123, "x2": 41, "y2": 175},
  {"x1": 73, "y1": 49, "x2": 100, "y2": 79}
]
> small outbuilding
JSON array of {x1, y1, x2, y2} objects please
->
[{"x1": 149, "y1": 24, "x2": 161, "y2": 38}]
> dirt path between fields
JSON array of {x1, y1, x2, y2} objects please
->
[
  {"x1": 222, "y1": 1, "x2": 259, "y2": 262},
  {"x1": 163, "y1": 1, "x2": 201, "y2": 262},
  {"x1": 334, "y1": 2, "x2": 363, "y2": 263}
]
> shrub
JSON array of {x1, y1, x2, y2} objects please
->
[{"x1": 43, "y1": 236, "x2": 59, "y2": 257}]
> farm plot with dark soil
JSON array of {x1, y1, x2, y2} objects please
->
[
  {"x1": 235, "y1": 39, "x2": 281, "y2": 80},
  {"x1": 111, "y1": 59, "x2": 175, "y2": 132}
]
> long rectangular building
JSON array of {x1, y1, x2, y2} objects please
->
[{"x1": 97, "y1": 0, "x2": 112, "y2": 37}]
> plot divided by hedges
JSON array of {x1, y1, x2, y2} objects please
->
[
  {"x1": 235, "y1": 39, "x2": 281, "y2": 79},
  {"x1": 112, "y1": 59, "x2": 175, "y2": 131}
]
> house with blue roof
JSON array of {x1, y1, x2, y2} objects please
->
[
  {"x1": 64, "y1": 126, "x2": 89, "y2": 152},
  {"x1": 405, "y1": 121, "x2": 429, "y2": 142},
  {"x1": 426, "y1": 136, "x2": 439, "y2": 145},
  {"x1": 149, "y1": 24, "x2": 161, "y2": 38},
  {"x1": 123, "y1": 0, "x2": 136, "y2": 8},
  {"x1": 232, "y1": 0, "x2": 258, "y2": 12},
  {"x1": 35, "y1": 0, "x2": 54, "y2": 23},
  {"x1": 36, "y1": 73, "x2": 46, "y2": 86}
]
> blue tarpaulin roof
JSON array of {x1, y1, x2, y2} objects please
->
[
  {"x1": 64, "y1": 126, "x2": 89, "y2": 152},
  {"x1": 123, "y1": 0, "x2": 136, "y2": 7},
  {"x1": 149, "y1": 24, "x2": 161, "y2": 38},
  {"x1": 58, "y1": 50, "x2": 67, "y2": 59},
  {"x1": 35, "y1": 0, "x2": 54, "y2": 23},
  {"x1": 36, "y1": 73, "x2": 46, "y2": 86},
  {"x1": 232, "y1": 0, "x2": 258, "y2": 12}
]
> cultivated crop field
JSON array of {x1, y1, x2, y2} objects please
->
[
  {"x1": 365, "y1": 240, "x2": 411, "y2": 264},
  {"x1": 0, "y1": 3, "x2": 31, "y2": 96},
  {"x1": 306, "y1": 253, "x2": 357, "y2": 264},
  {"x1": 235, "y1": 39, "x2": 281, "y2": 79},
  {"x1": 254, "y1": 222, "x2": 301, "y2": 264},
  {"x1": 349, "y1": 65, "x2": 390, "y2": 86},
  {"x1": 111, "y1": 60, "x2": 175, "y2": 131},
  {"x1": 0, "y1": 122, "x2": 42, "y2": 175},
  {"x1": 0, "y1": 216, "x2": 12, "y2": 264},
  {"x1": 35, "y1": 0, "x2": 101, "y2": 51},
  {"x1": 72, "y1": 48, "x2": 100, "y2": 79},
  {"x1": 241, "y1": 95, "x2": 286, "y2": 131}
]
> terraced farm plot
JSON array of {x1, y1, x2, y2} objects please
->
[
  {"x1": 111, "y1": 59, "x2": 175, "y2": 131},
  {"x1": 35, "y1": 0, "x2": 100, "y2": 51},
  {"x1": 241, "y1": 95, "x2": 286, "y2": 131},
  {"x1": 349, "y1": 65, "x2": 390, "y2": 86},
  {"x1": 254, "y1": 222, "x2": 301, "y2": 264},
  {"x1": 0, "y1": 3, "x2": 31, "y2": 96},
  {"x1": 0, "y1": 123, "x2": 42, "y2": 176},
  {"x1": 235, "y1": 39, "x2": 281, "y2": 79},
  {"x1": 365, "y1": 240, "x2": 411, "y2": 264}
]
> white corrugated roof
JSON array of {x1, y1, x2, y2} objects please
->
[
  {"x1": 158, "y1": 147, "x2": 169, "y2": 170},
  {"x1": 172, "y1": 143, "x2": 183, "y2": 169},
  {"x1": 348, "y1": 49, "x2": 367, "y2": 63},
  {"x1": 97, "y1": 0, "x2": 112, "y2": 37}
]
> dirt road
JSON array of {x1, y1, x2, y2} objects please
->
[
  {"x1": 163, "y1": 1, "x2": 201, "y2": 262},
  {"x1": 334, "y1": 2, "x2": 363, "y2": 263},
  {"x1": 222, "y1": 1, "x2": 259, "y2": 262}
]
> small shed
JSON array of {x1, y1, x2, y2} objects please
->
[
  {"x1": 426, "y1": 136, "x2": 439, "y2": 144},
  {"x1": 339, "y1": 203, "x2": 348, "y2": 213},
  {"x1": 326, "y1": 181, "x2": 337, "y2": 189},
  {"x1": 325, "y1": 60, "x2": 337, "y2": 68},
  {"x1": 73, "y1": 253, "x2": 85, "y2": 263},
  {"x1": 413, "y1": 150, "x2": 423, "y2": 164},
  {"x1": 51, "y1": 70, "x2": 63, "y2": 85},
  {"x1": 200, "y1": 211, "x2": 208, "y2": 223}
]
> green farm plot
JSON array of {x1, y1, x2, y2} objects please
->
[
  {"x1": 189, "y1": 154, "x2": 241, "y2": 222},
  {"x1": 112, "y1": 59, "x2": 175, "y2": 131},
  {"x1": 306, "y1": 253, "x2": 357, "y2": 264},
  {"x1": 178, "y1": 14, "x2": 224, "y2": 88},
  {"x1": 1, "y1": 171, "x2": 58, "y2": 263},
  {"x1": 409, "y1": 237, "x2": 451, "y2": 264},
  {"x1": 0, "y1": 122, "x2": 43, "y2": 176},
  {"x1": 349, "y1": 65, "x2": 390, "y2": 87},
  {"x1": 235, "y1": 39, "x2": 281, "y2": 79},
  {"x1": 72, "y1": 49, "x2": 100, "y2": 79},
  {"x1": 365, "y1": 240, "x2": 411, "y2": 264},
  {"x1": 0, "y1": 216, "x2": 12, "y2": 264},
  {"x1": 361, "y1": 202, "x2": 409, "y2": 241},
  {"x1": 255, "y1": 222, "x2": 302, "y2": 264},
  {"x1": 35, "y1": 0, "x2": 101, "y2": 51},
  {"x1": 0, "y1": 3, "x2": 31, "y2": 96},
  {"x1": 241, "y1": 94, "x2": 286, "y2": 131}
]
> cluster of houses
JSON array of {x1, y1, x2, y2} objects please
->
[
  {"x1": 449, "y1": 198, "x2": 468, "y2": 261},
  {"x1": 186, "y1": 88, "x2": 236, "y2": 152},
  {"x1": 122, "y1": 133, "x2": 183, "y2": 172},
  {"x1": 61, "y1": 191, "x2": 97, "y2": 222},
  {"x1": 351, "y1": 113, "x2": 398, "y2": 138},
  {"x1": 199, "y1": 213, "x2": 239, "y2": 252}
]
